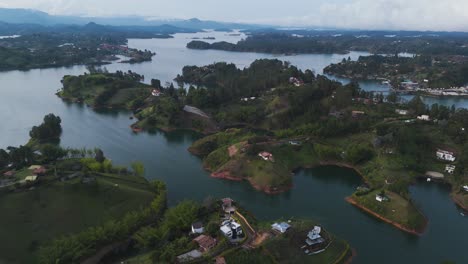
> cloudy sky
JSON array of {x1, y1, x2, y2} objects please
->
[{"x1": 1, "y1": 0, "x2": 468, "y2": 31}]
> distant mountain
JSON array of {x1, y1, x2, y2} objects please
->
[{"x1": 0, "y1": 8, "x2": 266, "y2": 30}]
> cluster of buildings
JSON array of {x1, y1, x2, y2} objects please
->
[
  {"x1": 436, "y1": 149, "x2": 456, "y2": 162},
  {"x1": 2, "y1": 165, "x2": 46, "y2": 186},
  {"x1": 289, "y1": 77, "x2": 304, "y2": 87}
]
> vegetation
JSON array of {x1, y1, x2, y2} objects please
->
[
  {"x1": 324, "y1": 54, "x2": 468, "y2": 89},
  {"x1": 189, "y1": 31, "x2": 468, "y2": 56},
  {"x1": 0, "y1": 31, "x2": 155, "y2": 71}
]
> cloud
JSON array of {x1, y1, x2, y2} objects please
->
[
  {"x1": 249, "y1": 0, "x2": 468, "y2": 31},
  {"x1": 0, "y1": 0, "x2": 468, "y2": 31}
]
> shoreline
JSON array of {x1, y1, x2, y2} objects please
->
[
  {"x1": 345, "y1": 196, "x2": 427, "y2": 235},
  {"x1": 452, "y1": 194, "x2": 468, "y2": 212}
]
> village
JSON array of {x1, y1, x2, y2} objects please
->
[{"x1": 174, "y1": 197, "x2": 337, "y2": 263}]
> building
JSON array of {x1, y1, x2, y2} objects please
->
[
  {"x1": 289, "y1": 140, "x2": 302, "y2": 146},
  {"x1": 215, "y1": 256, "x2": 227, "y2": 264},
  {"x1": 151, "y1": 89, "x2": 161, "y2": 97},
  {"x1": 289, "y1": 77, "x2": 304, "y2": 87},
  {"x1": 193, "y1": 235, "x2": 217, "y2": 252},
  {"x1": 395, "y1": 109, "x2": 408, "y2": 115},
  {"x1": 25, "y1": 175, "x2": 38, "y2": 182},
  {"x1": 426, "y1": 171, "x2": 445, "y2": 180},
  {"x1": 305, "y1": 226, "x2": 325, "y2": 246},
  {"x1": 436, "y1": 149, "x2": 456, "y2": 162},
  {"x1": 32, "y1": 166, "x2": 46, "y2": 176},
  {"x1": 3, "y1": 171, "x2": 15, "y2": 177},
  {"x1": 258, "y1": 151, "x2": 274, "y2": 161},
  {"x1": 352, "y1": 111, "x2": 365, "y2": 118},
  {"x1": 191, "y1": 222, "x2": 204, "y2": 234},
  {"x1": 417, "y1": 115, "x2": 430, "y2": 121},
  {"x1": 220, "y1": 220, "x2": 243, "y2": 239},
  {"x1": 376, "y1": 194, "x2": 388, "y2": 202},
  {"x1": 463, "y1": 185, "x2": 468, "y2": 192},
  {"x1": 271, "y1": 222, "x2": 291, "y2": 233},
  {"x1": 445, "y1": 165, "x2": 456, "y2": 174},
  {"x1": 222, "y1": 198, "x2": 236, "y2": 214}
]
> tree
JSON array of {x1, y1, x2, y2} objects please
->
[
  {"x1": 151, "y1": 79, "x2": 161, "y2": 88},
  {"x1": 345, "y1": 144, "x2": 374, "y2": 164},
  {"x1": 41, "y1": 144, "x2": 66, "y2": 162},
  {"x1": 131, "y1": 161, "x2": 145, "y2": 177},
  {"x1": 0, "y1": 149, "x2": 9, "y2": 168},
  {"x1": 29, "y1": 114, "x2": 62, "y2": 141},
  {"x1": 94, "y1": 148, "x2": 105, "y2": 163}
]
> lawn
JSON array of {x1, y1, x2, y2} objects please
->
[
  {"x1": 262, "y1": 220, "x2": 352, "y2": 264},
  {"x1": 0, "y1": 174, "x2": 155, "y2": 264}
]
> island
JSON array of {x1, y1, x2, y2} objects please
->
[
  {"x1": 0, "y1": 28, "x2": 157, "y2": 71},
  {"x1": 54, "y1": 59, "x2": 468, "y2": 236},
  {"x1": 324, "y1": 54, "x2": 468, "y2": 97},
  {"x1": 0, "y1": 112, "x2": 353, "y2": 264}
]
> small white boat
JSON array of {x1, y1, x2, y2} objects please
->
[
  {"x1": 427, "y1": 178, "x2": 431, "y2": 182},
  {"x1": 461, "y1": 212, "x2": 465, "y2": 217}
]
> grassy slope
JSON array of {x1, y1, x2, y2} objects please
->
[{"x1": 0, "y1": 174, "x2": 155, "y2": 264}]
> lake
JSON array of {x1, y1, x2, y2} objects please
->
[{"x1": 0, "y1": 31, "x2": 466, "y2": 263}]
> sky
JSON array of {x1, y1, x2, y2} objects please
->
[{"x1": 1, "y1": 0, "x2": 468, "y2": 31}]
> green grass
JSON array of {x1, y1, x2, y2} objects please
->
[
  {"x1": 262, "y1": 220, "x2": 351, "y2": 264},
  {"x1": 353, "y1": 190, "x2": 426, "y2": 231},
  {"x1": 0, "y1": 174, "x2": 155, "y2": 264},
  {"x1": 107, "y1": 87, "x2": 150, "y2": 107}
]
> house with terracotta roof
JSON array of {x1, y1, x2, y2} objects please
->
[
  {"x1": 3, "y1": 171, "x2": 15, "y2": 177},
  {"x1": 193, "y1": 235, "x2": 217, "y2": 252},
  {"x1": 258, "y1": 151, "x2": 274, "y2": 161}
]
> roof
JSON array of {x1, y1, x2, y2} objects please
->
[
  {"x1": 3, "y1": 171, "x2": 15, "y2": 177},
  {"x1": 426, "y1": 171, "x2": 444, "y2": 179},
  {"x1": 193, "y1": 235, "x2": 216, "y2": 249},
  {"x1": 192, "y1": 222, "x2": 203, "y2": 229},
  {"x1": 28, "y1": 165, "x2": 42, "y2": 170},
  {"x1": 259, "y1": 151, "x2": 272, "y2": 157},
  {"x1": 25, "y1": 175, "x2": 38, "y2": 182},
  {"x1": 215, "y1": 256, "x2": 227, "y2": 264},
  {"x1": 220, "y1": 225, "x2": 232, "y2": 235},
  {"x1": 272, "y1": 222, "x2": 291, "y2": 232}
]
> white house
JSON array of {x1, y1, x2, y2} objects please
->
[
  {"x1": 436, "y1": 149, "x2": 456, "y2": 162},
  {"x1": 271, "y1": 222, "x2": 291, "y2": 233},
  {"x1": 417, "y1": 115, "x2": 430, "y2": 121},
  {"x1": 305, "y1": 226, "x2": 325, "y2": 246},
  {"x1": 220, "y1": 220, "x2": 243, "y2": 238},
  {"x1": 220, "y1": 225, "x2": 232, "y2": 238},
  {"x1": 463, "y1": 185, "x2": 468, "y2": 192},
  {"x1": 376, "y1": 194, "x2": 388, "y2": 202},
  {"x1": 445, "y1": 165, "x2": 456, "y2": 174},
  {"x1": 192, "y1": 222, "x2": 204, "y2": 234},
  {"x1": 258, "y1": 152, "x2": 274, "y2": 161},
  {"x1": 395, "y1": 109, "x2": 408, "y2": 115}
]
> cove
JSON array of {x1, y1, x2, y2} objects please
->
[{"x1": 0, "y1": 31, "x2": 467, "y2": 263}]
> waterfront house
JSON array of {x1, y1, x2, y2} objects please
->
[
  {"x1": 220, "y1": 219, "x2": 243, "y2": 239},
  {"x1": 395, "y1": 109, "x2": 408, "y2": 115},
  {"x1": 258, "y1": 151, "x2": 274, "y2": 161},
  {"x1": 376, "y1": 194, "x2": 389, "y2": 202},
  {"x1": 436, "y1": 149, "x2": 456, "y2": 162},
  {"x1": 305, "y1": 226, "x2": 325, "y2": 246},
  {"x1": 272, "y1": 222, "x2": 291, "y2": 233},
  {"x1": 417, "y1": 115, "x2": 430, "y2": 121},
  {"x1": 191, "y1": 222, "x2": 204, "y2": 234},
  {"x1": 222, "y1": 197, "x2": 236, "y2": 214},
  {"x1": 445, "y1": 165, "x2": 456, "y2": 174},
  {"x1": 193, "y1": 235, "x2": 216, "y2": 252}
]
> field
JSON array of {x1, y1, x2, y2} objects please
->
[{"x1": 0, "y1": 173, "x2": 155, "y2": 263}]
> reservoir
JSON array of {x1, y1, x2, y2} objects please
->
[{"x1": 0, "y1": 31, "x2": 466, "y2": 263}]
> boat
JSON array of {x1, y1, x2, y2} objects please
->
[{"x1": 427, "y1": 178, "x2": 431, "y2": 182}]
